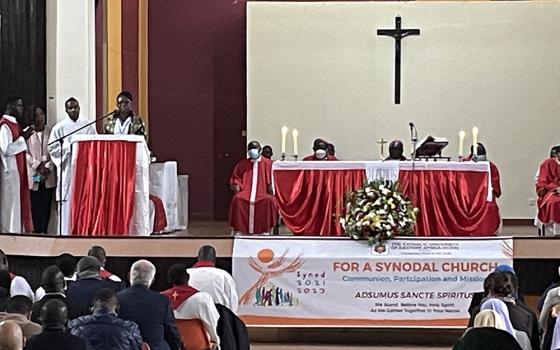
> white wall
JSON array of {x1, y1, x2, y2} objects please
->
[
  {"x1": 247, "y1": 1, "x2": 560, "y2": 219},
  {"x1": 46, "y1": 0, "x2": 96, "y2": 125}
]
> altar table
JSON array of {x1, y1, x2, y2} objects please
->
[{"x1": 272, "y1": 161, "x2": 498, "y2": 237}]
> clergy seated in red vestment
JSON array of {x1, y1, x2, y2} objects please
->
[
  {"x1": 536, "y1": 152, "x2": 560, "y2": 235},
  {"x1": 384, "y1": 140, "x2": 408, "y2": 161},
  {"x1": 465, "y1": 143, "x2": 502, "y2": 234},
  {"x1": 228, "y1": 141, "x2": 277, "y2": 235},
  {"x1": 303, "y1": 139, "x2": 338, "y2": 161}
]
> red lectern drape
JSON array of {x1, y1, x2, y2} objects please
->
[{"x1": 71, "y1": 141, "x2": 136, "y2": 235}]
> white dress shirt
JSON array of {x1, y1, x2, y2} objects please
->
[{"x1": 174, "y1": 291, "x2": 220, "y2": 346}]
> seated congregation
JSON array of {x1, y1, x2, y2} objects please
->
[
  {"x1": 454, "y1": 265, "x2": 560, "y2": 350},
  {"x1": 0, "y1": 245, "x2": 248, "y2": 350}
]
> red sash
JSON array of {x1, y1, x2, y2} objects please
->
[
  {"x1": 0, "y1": 118, "x2": 33, "y2": 232},
  {"x1": 161, "y1": 285, "x2": 199, "y2": 309},
  {"x1": 193, "y1": 261, "x2": 215, "y2": 268}
]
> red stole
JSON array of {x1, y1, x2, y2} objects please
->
[
  {"x1": 193, "y1": 261, "x2": 215, "y2": 268},
  {"x1": 0, "y1": 118, "x2": 33, "y2": 232},
  {"x1": 161, "y1": 285, "x2": 199, "y2": 309}
]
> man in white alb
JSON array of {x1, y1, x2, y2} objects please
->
[
  {"x1": 47, "y1": 98, "x2": 96, "y2": 235},
  {"x1": 187, "y1": 245, "x2": 238, "y2": 313}
]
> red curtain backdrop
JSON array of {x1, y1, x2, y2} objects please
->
[
  {"x1": 71, "y1": 141, "x2": 137, "y2": 235},
  {"x1": 399, "y1": 170, "x2": 499, "y2": 237},
  {"x1": 274, "y1": 170, "x2": 366, "y2": 236}
]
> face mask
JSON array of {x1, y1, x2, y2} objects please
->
[
  {"x1": 315, "y1": 149, "x2": 327, "y2": 159},
  {"x1": 248, "y1": 149, "x2": 260, "y2": 159},
  {"x1": 477, "y1": 155, "x2": 487, "y2": 161}
]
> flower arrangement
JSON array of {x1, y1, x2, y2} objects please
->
[{"x1": 340, "y1": 180, "x2": 418, "y2": 245}]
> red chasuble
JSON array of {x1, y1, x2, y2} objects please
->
[
  {"x1": 228, "y1": 157, "x2": 277, "y2": 234},
  {"x1": 0, "y1": 118, "x2": 33, "y2": 232},
  {"x1": 302, "y1": 154, "x2": 338, "y2": 161},
  {"x1": 161, "y1": 285, "x2": 199, "y2": 310},
  {"x1": 537, "y1": 158, "x2": 560, "y2": 223}
]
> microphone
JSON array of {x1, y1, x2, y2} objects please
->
[{"x1": 409, "y1": 122, "x2": 414, "y2": 128}]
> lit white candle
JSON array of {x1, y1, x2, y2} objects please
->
[
  {"x1": 292, "y1": 129, "x2": 299, "y2": 156},
  {"x1": 472, "y1": 126, "x2": 479, "y2": 158},
  {"x1": 281, "y1": 126, "x2": 289, "y2": 154},
  {"x1": 458, "y1": 130, "x2": 466, "y2": 157}
]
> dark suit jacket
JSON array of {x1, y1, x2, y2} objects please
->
[
  {"x1": 117, "y1": 285, "x2": 182, "y2": 350},
  {"x1": 215, "y1": 303, "x2": 250, "y2": 350},
  {"x1": 66, "y1": 278, "x2": 122, "y2": 319},
  {"x1": 453, "y1": 327, "x2": 522, "y2": 350},
  {"x1": 25, "y1": 329, "x2": 91, "y2": 350},
  {"x1": 31, "y1": 293, "x2": 67, "y2": 323}
]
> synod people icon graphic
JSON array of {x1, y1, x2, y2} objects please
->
[{"x1": 239, "y1": 248, "x2": 304, "y2": 306}]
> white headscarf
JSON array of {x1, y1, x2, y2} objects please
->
[
  {"x1": 480, "y1": 298, "x2": 517, "y2": 340},
  {"x1": 474, "y1": 309, "x2": 506, "y2": 330}
]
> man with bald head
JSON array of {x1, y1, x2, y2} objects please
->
[
  {"x1": 188, "y1": 245, "x2": 238, "y2": 312},
  {"x1": 229, "y1": 141, "x2": 277, "y2": 235},
  {"x1": 31, "y1": 265, "x2": 67, "y2": 323},
  {"x1": 118, "y1": 260, "x2": 181, "y2": 350},
  {"x1": 385, "y1": 140, "x2": 407, "y2": 161},
  {"x1": 26, "y1": 299, "x2": 90, "y2": 350},
  {"x1": 0, "y1": 320, "x2": 24, "y2": 350}
]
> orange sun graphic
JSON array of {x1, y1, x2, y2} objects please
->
[{"x1": 257, "y1": 248, "x2": 275, "y2": 263}]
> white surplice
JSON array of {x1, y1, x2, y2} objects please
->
[
  {"x1": 0, "y1": 115, "x2": 28, "y2": 233},
  {"x1": 47, "y1": 117, "x2": 96, "y2": 235},
  {"x1": 187, "y1": 267, "x2": 239, "y2": 313},
  {"x1": 114, "y1": 117, "x2": 132, "y2": 135},
  {"x1": 174, "y1": 291, "x2": 221, "y2": 346}
]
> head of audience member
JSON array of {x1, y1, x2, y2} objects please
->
[
  {"x1": 92, "y1": 288, "x2": 119, "y2": 315},
  {"x1": 473, "y1": 309, "x2": 506, "y2": 330},
  {"x1": 4, "y1": 95, "x2": 24, "y2": 120},
  {"x1": 40, "y1": 299, "x2": 68, "y2": 331},
  {"x1": 261, "y1": 145, "x2": 273, "y2": 159},
  {"x1": 41, "y1": 265, "x2": 65, "y2": 294},
  {"x1": 55, "y1": 253, "x2": 76, "y2": 279},
  {"x1": 167, "y1": 263, "x2": 189, "y2": 288},
  {"x1": 327, "y1": 143, "x2": 335, "y2": 157},
  {"x1": 197, "y1": 245, "x2": 216, "y2": 264},
  {"x1": 129, "y1": 260, "x2": 156, "y2": 288},
  {"x1": 0, "y1": 249, "x2": 9, "y2": 271},
  {"x1": 247, "y1": 141, "x2": 262, "y2": 160},
  {"x1": 469, "y1": 142, "x2": 487, "y2": 161},
  {"x1": 312, "y1": 139, "x2": 328, "y2": 160},
  {"x1": 6, "y1": 296, "x2": 33, "y2": 320},
  {"x1": 0, "y1": 320, "x2": 24, "y2": 350},
  {"x1": 480, "y1": 298, "x2": 516, "y2": 339},
  {"x1": 87, "y1": 246, "x2": 107, "y2": 267},
  {"x1": 388, "y1": 140, "x2": 404, "y2": 160},
  {"x1": 116, "y1": 91, "x2": 134, "y2": 118},
  {"x1": 64, "y1": 97, "x2": 80, "y2": 122},
  {"x1": 485, "y1": 271, "x2": 513, "y2": 298},
  {"x1": 76, "y1": 256, "x2": 101, "y2": 280},
  {"x1": 494, "y1": 265, "x2": 519, "y2": 298}
]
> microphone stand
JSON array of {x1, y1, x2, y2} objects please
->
[
  {"x1": 409, "y1": 123, "x2": 419, "y2": 205},
  {"x1": 49, "y1": 110, "x2": 117, "y2": 236}
]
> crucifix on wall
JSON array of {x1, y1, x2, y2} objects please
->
[{"x1": 377, "y1": 16, "x2": 420, "y2": 104}]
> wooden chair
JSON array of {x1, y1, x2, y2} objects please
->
[{"x1": 176, "y1": 319, "x2": 211, "y2": 350}]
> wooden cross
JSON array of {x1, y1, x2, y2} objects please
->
[
  {"x1": 377, "y1": 138, "x2": 388, "y2": 159},
  {"x1": 377, "y1": 16, "x2": 420, "y2": 104}
]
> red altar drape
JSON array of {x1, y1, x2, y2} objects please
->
[
  {"x1": 70, "y1": 141, "x2": 136, "y2": 235},
  {"x1": 399, "y1": 170, "x2": 499, "y2": 236},
  {"x1": 274, "y1": 169, "x2": 366, "y2": 236}
]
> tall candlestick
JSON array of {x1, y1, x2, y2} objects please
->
[
  {"x1": 281, "y1": 126, "x2": 289, "y2": 154},
  {"x1": 292, "y1": 129, "x2": 299, "y2": 156},
  {"x1": 458, "y1": 130, "x2": 466, "y2": 157},
  {"x1": 472, "y1": 126, "x2": 479, "y2": 158}
]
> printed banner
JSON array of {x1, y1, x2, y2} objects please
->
[{"x1": 232, "y1": 236, "x2": 513, "y2": 328}]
